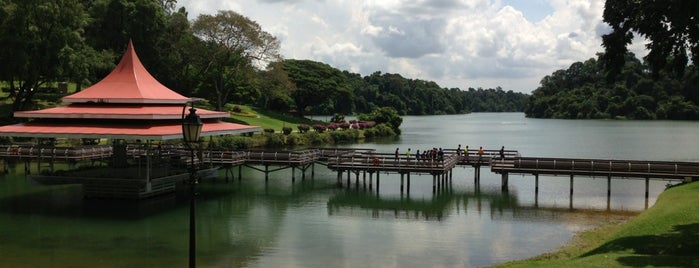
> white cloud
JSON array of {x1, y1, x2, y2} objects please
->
[{"x1": 177, "y1": 0, "x2": 629, "y2": 93}]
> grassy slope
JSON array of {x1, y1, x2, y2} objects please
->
[
  {"x1": 228, "y1": 105, "x2": 320, "y2": 130},
  {"x1": 494, "y1": 182, "x2": 699, "y2": 267}
]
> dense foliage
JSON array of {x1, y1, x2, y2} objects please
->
[
  {"x1": 526, "y1": 53, "x2": 699, "y2": 120},
  {"x1": 303, "y1": 69, "x2": 529, "y2": 116},
  {"x1": 602, "y1": 0, "x2": 699, "y2": 79},
  {"x1": 0, "y1": 0, "x2": 527, "y2": 122}
]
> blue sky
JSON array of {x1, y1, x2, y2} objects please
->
[
  {"x1": 178, "y1": 0, "x2": 646, "y2": 93},
  {"x1": 502, "y1": 0, "x2": 554, "y2": 22}
]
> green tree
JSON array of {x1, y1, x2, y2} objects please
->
[
  {"x1": 358, "y1": 107, "x2": 403, "y2": 134},
  {"x1": 0, "y1": 0, "x2": 92, "y2": 113},
  {"x1": 283, "y1": 59, "x2": 351, "y2": 117},
  {"x1": 192, "y1": 10, "x2": 280, "y2": 111},
  {"x1": 602, "y1": 0, "x2": 699, "y2": 78}
]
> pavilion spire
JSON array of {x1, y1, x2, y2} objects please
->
[{"x1": 62, "y1": 40, "x2": 191, "y2": 104}]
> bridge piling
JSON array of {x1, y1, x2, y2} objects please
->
[
  {"x1": 407, "y1": 173, "x2": 411, "y2": 194},
  {"x1": 432, "y1": 175, "x2": 436, "y2": 193},
  {"x1": 363, "y1": 172, "x2": 367, "y2": 191},
  {"x1": 400, "y1": 173, "x2": 404, "y2": 193},
  {"x1": 501, "y1": 172, "x2": 509, "y2": 192}
]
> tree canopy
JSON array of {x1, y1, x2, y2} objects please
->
[
  {"x1": 526, "y1": 53, "x2": 699, "y2": 120},
  {"x1": 602, "y1": 0, "x2": 699, "y2": 79}
]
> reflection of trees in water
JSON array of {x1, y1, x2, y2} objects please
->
[
  {"x1": 0, "y1": 172, "x2": 330, "y2": 267},
  {"x1": 327, "y1": 188, "x2": 637, "y2": 224}
]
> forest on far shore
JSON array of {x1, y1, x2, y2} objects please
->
[{"x1": 525, "y1": 52, "x2": 699, "y2": 120}]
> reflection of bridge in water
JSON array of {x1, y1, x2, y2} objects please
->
[{"x1": 327, "y1": 188, "x2": 638, "y2": 223}]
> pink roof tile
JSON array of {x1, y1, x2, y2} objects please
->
[
  {"x1": 0, "y1": 121, "x2": 260, "y2": 140},
  {"x1": 15, "y1": 105, "x2": 230, "y2": 120},
  {"x1": 62, "y1": 40, "x2": 190, "y2": 104}
]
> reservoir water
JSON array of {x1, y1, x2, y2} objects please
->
[{"x1": 1, "y1": 113, "x2": 696, "y2": 267}]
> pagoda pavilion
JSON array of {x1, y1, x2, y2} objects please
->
[{"x1": 0, "y1": 40, "x2": 260, "y2": 198}]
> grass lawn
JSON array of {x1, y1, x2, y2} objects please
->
[
  {"x1": 228, "y1": 104, "x2": 320, "y2": 131},
  {"x1": 493, "y1": 181, "x2": 699, "y2": 267}
]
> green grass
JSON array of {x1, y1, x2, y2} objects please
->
[
  {"x1": 493, "y1": 182, "x2": 699, "y2": 267},
  {"x1": 228, "y1": 105, "x2": 320, "y2": 131}
]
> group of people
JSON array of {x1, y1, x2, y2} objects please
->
[{"x1": 393, "y1": 144, "x2": 506, "y2": 164}]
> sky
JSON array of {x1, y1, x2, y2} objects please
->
[{"x1": 176, "y1": 0, "x2": 647, "y2": 94}]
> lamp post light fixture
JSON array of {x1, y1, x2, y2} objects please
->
[{"x1": 182, "y1": 103, "x2": 203, "y2": 268}]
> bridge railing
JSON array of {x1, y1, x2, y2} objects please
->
[
  {"x1": 243, "y1": 149, "x2": 321, "y2": 164},
  {"x1": 500, "y1": 157, "x2": 699, "y2": 178},
  {"x1": 0, "y1": 144, "x2": 113, "y2": 161}
]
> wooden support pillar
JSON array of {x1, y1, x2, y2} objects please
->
[
  {"x1": 569, "y1": 174, "x2": 574, "y2": 209},
  {"x1": 302, "y1": 166, "x2": 306, "y2": 181},
  {"x1": 337, "y1": 171, "x2": 343, "y2": 187},
  {"x1": 501, "y1": 172, "x2": 509, "y2": 192},
  {"x1": 569, "y1": 174, "x2": 574, "y2": 196},
  {"x1": 400, "y1": 173, "x2": 405, "y2": 193},
  {"x1": 534, "y1": 174, "x2": 539, "y2": 207},
  {"x1": 363, "y1": 172, "x2": 367, "y2": 191},
  {"x1": 607, "y1": 175, "x2": 612, "y2": 210},
  {"x1": 264, "y1": 165, "x2": 269, "y2": 182},
  {"x1": 407, "y1": 173, "x2": 411, "y2": 194},
  {"x1": 369, "y1": 172, "x2": 373, "y2": 190},
  {"x1": 376, "y1": 172, "x2": 380, "y2": 193},
  {"x1": 355, "y1": 172, "x2": 359, "y2": 189},
  {"x1": 291, "y1": 166, "x2": 296, "y2": 183},
  {"x1": 474, "y1": 166, "x2": 481, "y2": 184},
  {"x1": 238, "y1": 165, "x2": 242, "y2": 181},
  {"x1": 311, "y1": 163, "x2": 315, "y2": 179},
  {"x1": 432, "y1": 175, "x2": 437, "y2": 193},
  {"x1": 645, "y1": 177, "x2": 650, "y2": 209},
  {"x1": 346, "y1": 170, "x2": 351, "y2": 188}
]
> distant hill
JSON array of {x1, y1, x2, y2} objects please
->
[{"x1": 525, "y1": 53, "x2": 699, "y2": 120}]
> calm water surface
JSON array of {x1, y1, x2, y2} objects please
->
[{"x1": 1, "y1": 113, "x2": 696, "y2": 267}]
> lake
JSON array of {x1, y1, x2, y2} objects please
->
[{"x1": 0, "y1": 113, "x2": 696, "y2": 267}]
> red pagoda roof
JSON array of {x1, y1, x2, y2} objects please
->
[
  {"x1": 62, "y1": 40, "x2": 190, "y2": 104},
  {"x1": 15, "y1": 105, "x2": 230, "y2": 120},
  {"x1": 0, "y1": 121, "x2": 258, "y2": 140}
]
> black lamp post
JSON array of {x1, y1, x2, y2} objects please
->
[{"x1": 182, "y1": 103, "x2": 202, "y2": 268}]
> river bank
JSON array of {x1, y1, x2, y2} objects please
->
[{"x1": 492, "y1": 181, "x2": 699, "y2": 267}]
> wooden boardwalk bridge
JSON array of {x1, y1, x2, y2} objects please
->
[
  {"x1": 1, "y1": 144, "x2": 698, "y2": 200},
  {"x1": 491, "y1": 157, "x2": 699, "y2": 205}
]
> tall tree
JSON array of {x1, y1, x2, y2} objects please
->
[
  {"x1": 0, "y1": 0, "x2": 92, "y2": 113},
  {"x1": 602, "y1": 0, "x2": 699, "y2": 79},
  {"x1": 283, "y1": 59, "x2": 351, "y2": 117},
  {"x1": 192, "y1": 10, "x2": 281, "y2": 111}
]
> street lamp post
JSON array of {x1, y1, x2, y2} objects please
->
[{"x1": 182, "y1": 103, "x2": 203, "y2": 268}]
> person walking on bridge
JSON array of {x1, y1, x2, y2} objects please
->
[
  {"x1": 500, "y1": 146, "x2": 505, "y2": 160},
  {"x1": 395, "y1": 148, "x2": 399, "y2": 161},
  {"x1": 478, "y1": 146, "x2": 484, "y2": 163}
]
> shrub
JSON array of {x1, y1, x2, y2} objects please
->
[
  {"x1": 265, "y1": 133, "x2": 285, "y2": 147},
  {"x1": 339, "y1": 122, "x2": 351, "y2": 130},
  {"x1": 327, "y1": 123, "x2": 338, "y2": 131},
  {"x1": 232, "y1": 105, "x2": 243, "y2": 113},
  {"x1": 286, "y1": 133, "x2": 306, "y2": 146},
  {"x1": 264, "y1": 128, "x2": 275, "y2": 134},
  {"x1": 305, "y1": 132, "x2": 333, "y2": 145},
  {"x1": 219, "y1": 135, "x2": 254, "y2": 150},
  {"x1": 330, "y1": 129, "x2": 359, "y2": 143},
  {"x1": 313, "y1": 124, "x2": 326, "y2": 133},
  {"x1": 297, "y1": 124, "x2": 310, "y2": 133},
  {"x1": 282, "y1": 126, "x2": 293, "y2": 135}
]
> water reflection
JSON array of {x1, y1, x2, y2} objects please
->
[{"x1": 327, "y1": 186, "x2": 637, "y2": 225}]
